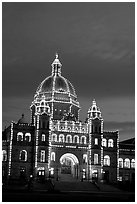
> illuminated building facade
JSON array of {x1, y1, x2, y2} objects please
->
[{"x1": 2, "y1": 54, "x2": 134, "y2": 184}]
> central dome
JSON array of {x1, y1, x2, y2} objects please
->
[
  {"x1": 34, "y1": 54, "x2": 80, "y2": 108},
  {"x1": 31, "y1": 54, "x2": 80, "y2": 121},
  {"x1": 36, "y1": 75, "x2": 77, "y2": 97}
]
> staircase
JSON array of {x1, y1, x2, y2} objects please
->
[
  {"x1": 59, "y1": 174, "x2": 77, "y2": 182},
  {"x1": 54, "y1": 180, "x2": 99, "y2": 192}
]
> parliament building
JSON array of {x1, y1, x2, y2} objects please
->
[{"x1": 2, "y1": 54, "x2": 135, "y2": 184}]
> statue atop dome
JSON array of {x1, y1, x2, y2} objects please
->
[{"x1": 52, "y1": 53, "x2": 62, "y2": 75}]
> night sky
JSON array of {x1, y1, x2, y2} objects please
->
[{"x1": 2, "y1": 2, "x2": 135, "y2": 141}]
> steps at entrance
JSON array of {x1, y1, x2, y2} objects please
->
[
  {"x1": 59, "y1": 174, "x2": 77, "y2": 182},
  {"x1": 54, "y1": 181, "x2": 99, "y2": 192}
]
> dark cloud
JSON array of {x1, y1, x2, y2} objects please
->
[
  {"x1": 2, "y1": 2, "x2": 135, "y2": 141},
  {"x1": 104, "y1": 121, "x2": 135, "y2": 141}
]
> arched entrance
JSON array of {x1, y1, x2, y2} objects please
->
[{"x1": 60, "y1": 153, "x2": 79, "y2": 181}]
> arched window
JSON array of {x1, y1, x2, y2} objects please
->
[
  {"x1": 17, "y1": 132, "x2": 23, "y2": 141},
  {"x1": 40, "y1": 150, "x2": 45, "y2": 162},
  {"x1": 92, "y1": 112, "x2": 96, "y2": 118},
  {"x1": 2, "y1": 150, "x2": 7, "y2": 161},
  {"x1": 131, "y1": 159, "x2": 135, "y2": 168},
  {"x1": 59, "y1": 134, "x2": 65, "y2": 142},
  {"x1": 95, "y1": 138, "x2": 98, "y2": 145},
  {"x1": 66, "y1": 135, "x2": 72, "y2": 143},
  {"x1": 83, "y1": 154, "x2": 87, "y2": 163},
  {"x1": 25, "y1": 133, "x2": 31, "y2": 142},
  {"x1": 52, "y1": 134, "x2": 57, "y2": 142},
  {"x1": 102, "y1": 138, "x2": 107, "y2": 147},
  {"x1": 42, "y1": 134, "x2": 45, "y2": 141},
  {"x1": 124, "y1": 158, "x2": 130, "y2": 168},
  {"x1": 108, "y1": 139, "x2": 113, "y2": 147},
  {"x1": 73, "y1": 135, "x2": 79, "y2": 143},
  {"x1": 94, "y1": 154, "x2": 98, "y2": 164},
  {"x1": 80, "y1": 136, "x2": 86, "y2": 144},
  {"x1": 104, "y1": 155, "x2": 110, "y2": 166},
  {"x1": 118, "y1": 158, "x2": 123, "y2": 168},
  {"x1": 19, "y1": 150, "x2": 27, "y2": 161},
  {"x1": 51, "y1": 152, "x2": 55, "y2": 161}
]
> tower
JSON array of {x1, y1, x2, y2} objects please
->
[{"x1": 87, "y1": 99, "x2": 104, "y2": 180}]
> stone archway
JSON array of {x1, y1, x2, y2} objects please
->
[{"x1": 59, "y1": 153, "x2": 79, "y2": 181}]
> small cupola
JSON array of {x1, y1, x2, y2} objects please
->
[
  {"x1": 88, "y1": 99, "x2": 102, "y2": 119},
  {"x1": 51, "y1": 53, "x2": 62, "y2": 75}
]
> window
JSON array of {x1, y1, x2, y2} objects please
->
[
  {"x1": 83, "y1": 154, "x2": 87, "y2": 163},
  {"x1": 51, "y1": 152, "x2": 55, "y2": 161},
  {"x1": 95, "y1": 138, "x2": 98, "y2": 145},
  {"x1": 52, "y1": 134, "x2": 57, "y2": 142},
  {"x1": 2, "y1": 150, "x2": 7, "y2": 161},
  {"x1": 119, "y1": 176, "x2": 122, "y2": 181},
  {"x1": 131, "y1": 159, "x2": 135, "y2": 168},
  {"x1": 73, "y1": 135, "x2": 79, "y2": 143},
  {"x1": 38, "y1": 170, "x2": 45, "y2": 176},
  {"x1": 104, "y1": 155, "x2": 110, "y2": 166},
  {"x1": 17, "y1": 132, "x2": 23, "y2": 141},
  {"x1": 102, "y1": 138, "x2": 107, "y2": 147},
  {"x1": 81, "y1": 136, "x2": 86, "y2": 144},
  {"x1": 118, "y1": 158, "x2": 123, "y2": 168},
  {"x1": 66, "y1": 135, "x2": 72, "y2": 143},
  {"x1": 124, "y1": 158, "x2": 130, "y2": 168},
  {"x1": 59, "y1": 134, "x2": 64, "y2": 142},
  {"x1": 40, "y1": 150, "x2": 45, "y2": 162},
  {"x1": 108, "y1": 139, "x2": 113, "y2": 147},
  {"x1": 94, "y1": 154, "x2": 98, "y2": 164},
  {"x1": 25, "y1": 133, "x2": 31, "y2": 142},
  {"x1": 95, "y1": 126, "x2": 98, "y2": 133},
  {"x1": 20, "y1": 167, "x2": 26, "y2": 178},
  {"x1": 82, "y1": 169, "x2": 86, "y2": 179},
  {"x1": 50, "y1": 168, "x2": 54, "y2": 175},
  {"x1": 42, "y1": 134, "x2": 45, "y2": 141},
  {"x1": 93, "y1": 112, "x2": 96, "y2": 118},
  {"x1": 19, "y1": 150, "x2": 27, "y2": 161}
]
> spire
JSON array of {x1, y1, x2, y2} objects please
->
[
  {"x1": 51, "y1": 53, "x2": 62, "y2": 75},
  {"x1": 55, "y1": 52, "x2": 58, "y2": 59},
  {"x1": 88, "y1": 99, "x2": 102, "y2": 119},
  {"x1": 92, "y1": 98, "x2": 96, "y2": 106}
]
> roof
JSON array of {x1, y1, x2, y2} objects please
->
[
  {"x1": 2, "y1": 129, "x2": 7, "y2": 140},
  {"x1": 119, "y1": 138, "x2": 135, "y2": 150},
  {"x1": 120, "y1": 138, "x2": 135, "y2": 145}
]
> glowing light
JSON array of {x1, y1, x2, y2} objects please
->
[
  {"x1": 60, "y1": 153, "x2": 79, "y2": 165},
  {"x1": 35, "y1": 115, "x2": 39, "y2": 168},
  {"x1": 8, "y1": 122, "x2": 14, "y2": 175}
]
